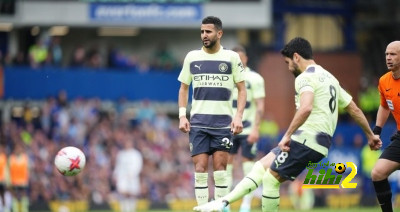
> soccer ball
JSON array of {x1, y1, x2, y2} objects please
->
[
  {"x1": 335, "y1": 163, "x2": 346, "y2": 174},
  {"x1": 54, "y1": 146, "x2": 86, "y2": 176}
]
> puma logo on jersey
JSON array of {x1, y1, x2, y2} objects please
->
[{"x1": 194, "y1": 64, "x2": 202, "y2": 70}]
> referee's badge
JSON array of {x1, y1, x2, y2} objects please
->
[{"x1": 386, "y1": 99, "x2": 394, "y2": 110}]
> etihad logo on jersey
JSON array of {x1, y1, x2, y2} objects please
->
[
  {"x1": 302, "y1": 161, "x2": 357, "y2": 189},
  {"x1": 193, "y1": 75, "x2": 230, "y2": 81}
]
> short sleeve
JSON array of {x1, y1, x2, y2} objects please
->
[
  {"x1": 232, "y1": 53, "x2": 245, "y2": 83},
  {"x1": 338, "y1": 87, "x2": 353, "y2": 109},
  {"x1": 178, "y1": 54, "x2": 192, "y2": 85},
  {"x1": 378, "y1": 78, "x2": 389, "y2": 108},
  {"x1": 251, "y1": 73, "x2": 265, "y2": 99},
  {"x1": 295, "y1": 74, "x2": 314, "y2": 94}
]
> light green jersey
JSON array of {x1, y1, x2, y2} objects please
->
[
  {"x1": 232, "y1": 67, "x2": 265, "y2": 135},
  {"x1": 291, "y1": 65, "x2": 352, "y2": 156},
  {"x1": 178, "y1": 46, "x2": 245, "y2": 129}
]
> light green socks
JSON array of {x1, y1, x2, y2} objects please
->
[
  {"x1": 214, "y1": 170, "x2": 229, "y2": 200},
  {"x1": 12, "y1": 199, "x2": 18, "y2": 212},
  {"x1": 262, "y1": 169, "x2": 280, "y2": 212},
  {"x1": 12, "y1": 197, "x2": 28, "y2": 212},
  {"x1": 240, "y1": 161, "x2": 255, "y2": 209},
  {"x1": 224, "y1": 161, "x2": 265, "y2": 204},
  {"x1": 22, "y1": 196, "x2": 29, "y2": 212},
  {"x1": 226, "y1": 164, "x2": 234, "y2": 191},
  {"x1": 195, "y1": 172, "x2": 209, "y2": 206},
  {"x1": 243, "y1": 161, "x2": 255, "y2": 176}
]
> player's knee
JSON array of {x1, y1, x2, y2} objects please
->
[
  {"x1": 195, "y1": 167, "x2": 207, "y2": 173},
  {"x1": 259, "y1": 152, "x2": 276, "y2": 169},
  {"x1": 194, "y1": 163, "x2": 208, "y2": 172},
  {"x1": 371, "y1": 166, "x2": 387, "y2": 181},
  {"x1": 214, "y1": 164, "x2": 227, "y2": 171},
  {"x1": 212, "y1": 159, "x2": 229, "y2": 170}
]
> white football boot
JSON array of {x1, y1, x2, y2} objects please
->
[{"x1": 193, "y1": 199, "x2": 227, "y2": 212}]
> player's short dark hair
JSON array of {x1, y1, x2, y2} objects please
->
[
  {"x1": 280, "y1": 37, "x2": 313, "y2": 60},
  {"x1": 202, "y1": 16, "x2": 223, "y2": 31},
  {"x1": 232, "y1": 45, "x2": 246, "y2": 55}
]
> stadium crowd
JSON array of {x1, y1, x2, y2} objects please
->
[
  {"x1": 0, "y1": 36, "x2": 181, "y2": 72},
  {"x1": 1, "y1": 92, "x2": 194, "y2": 209}
]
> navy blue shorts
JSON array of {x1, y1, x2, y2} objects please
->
[
  {"x1": 380, "y1": 131, "x2": 400, "y2": 163},
  {"x1": 189, "y1": 127, "x2": 233, "y2": 156},
  {"x1": 270, "y1": 140, "x2": 325, "y2": 181},
  {"x1": 230, "y1": 135, "x2": 257, "y2": 160}
]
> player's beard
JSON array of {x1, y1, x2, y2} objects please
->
[
  {"x1": 293, "y1": 69, "x2": 301, "y2": 77},
  {"x1": 292, "y1": 63, "x2": 302, "y2": 78},
  {"x1": 203, "y1": 39, "x2": 217, "y2": 49}
]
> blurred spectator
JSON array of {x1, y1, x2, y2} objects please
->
[
  {"x1": 8, "y1": 142, "x2": 29, "y2": 212},
  {"x1": 151, "y1": 43, "x2": 179, "y2": 71},
  {"x1": 28, "y1": 39, "x2": 48, "y2": 69},
  {"x1": 0, "y1": 51, "x2": 11, "y2": 67},
  {"x1": 40, "y1": 96, "x2": 57, "y2": 136},
  {"x1": 22, "y1": 103, "x2": 33, "y2": 126},
  {"x1": 12, "y1": 51, "x2": 27, "y2": 67},
  {"x1": 137, "y1": 60, "x2": 150, "y2": 73},
  {"x1": 135, "y1": 99, "x2": 156, "y2": 124},
  {"x1": 0, "y1": 143, "x2": 10, "y2": 212},
  {"x1": 107, "y1": 46, "x2": 138, "y2": 70},
  {"x1": 70, "y1": 45, "x2": 86, "y2": 68},
  {"x1": 257, "y1": 117, "x2": 280, "y2": 154},
  {"x1": 0, "y1": 50, "x2": 4, "y2": 66},
  {"x1": 47, "y1": 37, "x2": 63, "y2": 67},
  {"x1": 153, "y1": 111, "x2": 170, "y2": 131},
  {"x1": 48, "y1": 90, "x2": 70, "y2": 141},
  {"x1": 359, "y1": 82, "x2": 380, "y2": 122},
  {"x1": 87, "y1": 48, "x2": 103, "y2": 69},
  {"x1": 113, "y1": 138, "x2": 143, "y2": 212},
  {"x1": 361, "y1": 144, "x2": 382, "y2": 178}
]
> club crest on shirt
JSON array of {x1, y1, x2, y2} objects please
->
[{"x1": 219, "y1": 63, "x2": 228, "y2": 72}]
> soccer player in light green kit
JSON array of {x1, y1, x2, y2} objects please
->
[
  {"x1": 194, "y1": 37, "x2": 382, "y2": 212},
  {"x1": 178, "y1": 16, "x2": 247, "y2": 208},
  {"x1": 226, "y1": 45, "x2": 265, "y2": 212}
]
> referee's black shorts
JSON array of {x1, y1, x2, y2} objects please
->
[{"x1": 380, "y1": 131, "x2": 400, "y2": 163}]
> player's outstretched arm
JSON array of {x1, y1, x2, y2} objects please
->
[{"x1": 345, "y1": 100, "x2": 382, "y2": 150}]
